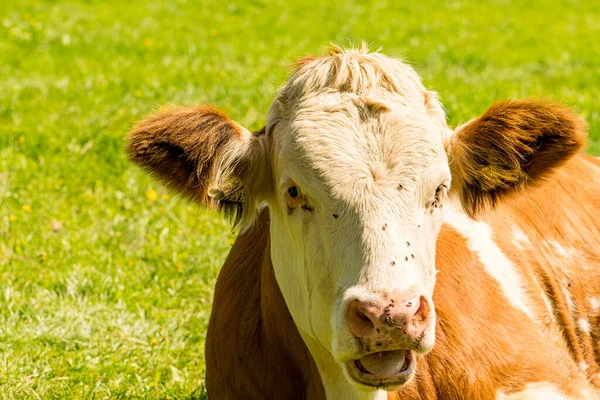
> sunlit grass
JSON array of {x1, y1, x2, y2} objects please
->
[{"x1": 0, "y1": 0, "x2": 598, "y2": 398}]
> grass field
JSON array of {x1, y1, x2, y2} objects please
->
[{"x1": 1, "y1": 0, "x2": 599, "y2": 398}]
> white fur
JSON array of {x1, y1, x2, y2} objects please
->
[
  {"x1": 546, "y1": 239, "x2": 581, "y2": 260},
  {"x1": 511, "y1": 227, "x2": 531, "y2": 250},
  {"x1": 589, "y1": 297, "x2": 600, "y2": 312},
  {"x1": 496, "y1": 382, "x2": 571, "y2": 400},
  {"x1": 562, "y1": 286, "x2": 575, "y2": 314},
  {"x1": 444, "y1": 200, "x2": 536, "y2": 320},
  {"x1": 578, "y1": 318, "x2": 590, "y2": 334}
]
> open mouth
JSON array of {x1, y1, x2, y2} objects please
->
[{"x1": 345, "y1": 350, "x2": 415, "y2": 389}]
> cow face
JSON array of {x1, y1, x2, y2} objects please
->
[
  {"x1": 128, "y1": 46, "x2": 586, "y2": 395},
  {"x1": 265, "y1": 58, "x2": 449, "y2": 391}
]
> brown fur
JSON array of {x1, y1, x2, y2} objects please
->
[
  {"x1": 127, "y1": 106, "x2": 266, "y2": 227},
  {"x1": 449, "y1": 100, "x2": 587, "y2": 218},
  {"x1": 206, "y1": 155, "x2": 600, "y2": 399}
]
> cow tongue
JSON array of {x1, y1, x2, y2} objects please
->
[{"x1": 359, "y1": 350, "x2": 406, "y2": 378}]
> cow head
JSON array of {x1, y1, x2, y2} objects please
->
[{"x1": 127, "y1": 46, "x2": 585, "y2": 397}]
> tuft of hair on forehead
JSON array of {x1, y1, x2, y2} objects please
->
[{"x1": 278, "y1": 43, "x2": 426, "y2": 110}]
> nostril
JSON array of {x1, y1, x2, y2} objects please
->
[
  {"x1": 357, "y1": 308, "x2": 372, "y2": 323},
  {"x1": 414, "y1": 295, "x2": 431, "y2": 322},
  {"x1": 347, "y1": 300, "x2": 378, "y2": 338}
]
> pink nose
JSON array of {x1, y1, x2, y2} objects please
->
[{"x1": 346, "y1": 294, "x2": 431, "y2": 341}]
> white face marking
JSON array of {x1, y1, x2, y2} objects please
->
[
  {"x1": 444, "y1": 200, "x2": 535, "y2": 320},
  {"x1": 268, "y1": 93, "x2": 448, "y2": 346},
  {"x1": 261, "y1": 49, "x2": 451, "y2": 393}
]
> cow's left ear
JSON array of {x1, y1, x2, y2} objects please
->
[{"x1": 448, "y1": 100, "x2": 587, "y2": 218}]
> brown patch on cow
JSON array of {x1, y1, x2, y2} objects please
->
[
  {"x1": 205, "y1": 210, "x2": 325, "y2": 398},
  {"x1": 449, "y1": 99, "x2": 587, "y2": 218}
]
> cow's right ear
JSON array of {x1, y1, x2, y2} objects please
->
[{"x1": 127, "y1": 106, "x2": 270, "y2": 228}]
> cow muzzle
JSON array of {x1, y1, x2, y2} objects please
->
[{"x1": 342, "y1": 291, "x2": 434, "y2": 389}]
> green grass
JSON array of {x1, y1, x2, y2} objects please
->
[{"x1": 0, "y1": 0, "x2": 598, "y2": 398}]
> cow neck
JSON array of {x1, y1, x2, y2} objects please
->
[{"x1": 259, "y1": 211, "x2": 326, "y2": 398}]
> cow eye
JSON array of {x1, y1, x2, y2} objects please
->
[
  {"x1": 287, "y1": 186, "x2": 299, "y2": 198},
  {"x1": 429, "y1": 182, "x2": 448, "y2": 211},
  {"x1": 283, "y1": 184, "x2": 311, "y2": 213}
]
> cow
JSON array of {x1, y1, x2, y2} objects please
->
[{"x1": 127, "y1": 45, "x2": 600, "y2": 399}]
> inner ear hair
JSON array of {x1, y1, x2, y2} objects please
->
[{"x1": 449, "y1": 99, "x2": 587, "y2": 218}]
